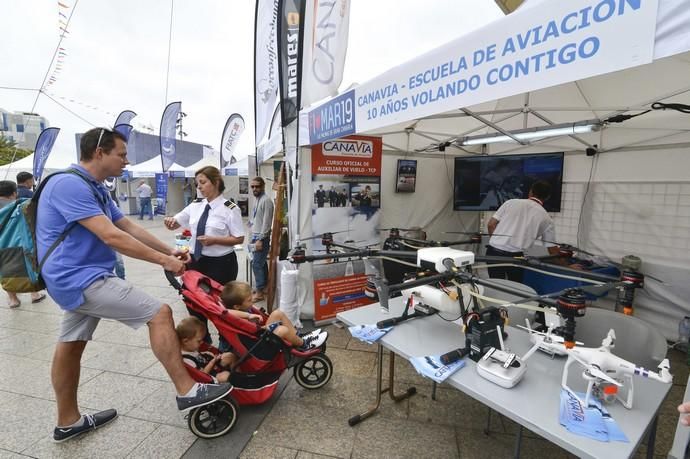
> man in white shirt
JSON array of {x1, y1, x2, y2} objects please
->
[
  {"x1": 486, "y1": 181, "x2": 560, "y2": 282},
  {"x1": 136, "y1": 181, "x2": 153, "y2": 220}
]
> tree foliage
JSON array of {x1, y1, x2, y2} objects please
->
[{"x1": 0, "y1": 135, "x2": 32, "y2": 166}]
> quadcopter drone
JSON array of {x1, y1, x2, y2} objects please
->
[{"x1": 560, "y1": 329, "x2": 672, "y2": 409}]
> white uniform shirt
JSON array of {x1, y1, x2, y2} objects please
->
[
  {"x1": 488, "y1": 198, "x2": 556, "y2": 253},
  {"x1": 174, "y1": 195, "x2": 244, "y2": 258}
]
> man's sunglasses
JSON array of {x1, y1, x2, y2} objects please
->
[
  {"x1": 95, "y1": 128, "x2": 113, "y2": 150},
  {"x1": 250, "y1": 185, "x2": 262, "y2": 189}
]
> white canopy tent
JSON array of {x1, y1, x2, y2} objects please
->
[
  {"x1": 0, "y1": 151, "x2": 74, "y2": 180},
  {"x1": 295, "y1": 0, "x2": 690, "y2": 337},
  {"x1": 124, "y1": 155, "x2": 185, "y2": 178}
]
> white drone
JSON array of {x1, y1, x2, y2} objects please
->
[
  {"x1": 517, "y1": 319, "x2": 583, "y2": 358},
  {"x1": 562, "y1": 329, "x2": 672, "y2": 409}
]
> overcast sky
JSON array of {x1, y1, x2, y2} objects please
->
[{"x1": 0, "y1": 0, "x2": 502, "y2": 167}]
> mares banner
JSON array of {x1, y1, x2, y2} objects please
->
[{"x1": 311, "y1": 135, "x2": 382, "y2": 322}]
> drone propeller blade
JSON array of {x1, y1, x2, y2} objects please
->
[
  {"x1": 443, "y1": 231, "x2": 512, "y2": 237},
  {"x1": 587, "y1": 366, "x2": 622, "y2": 386},
  {"x1": 301, "y1": 230, "x2": 347, "y2": 241},
  {"x1": 377, "y1": 227, "x2": 415, "y2": 232}
]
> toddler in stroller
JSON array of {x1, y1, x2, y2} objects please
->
[
  {"x1": 167, "y1": 270, "x2": 334, "y2": 439},
  {"x1": 176, "y1": 317, "x2": 234, "y2": 383}
]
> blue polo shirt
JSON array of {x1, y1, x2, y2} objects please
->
[{"x1": 36, "y1": 165, "x2": 123, "y2": 310}]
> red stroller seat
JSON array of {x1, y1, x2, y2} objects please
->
[{"x1": 170, "y1": 270, "x2": 333, "y2": 439}]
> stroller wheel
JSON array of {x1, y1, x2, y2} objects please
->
[
  {"x1": 188, "y1": 397, "x2": 239, "y2": 439},
  {"x1": 294, "y1": 353, "x2": 333, "y2": 390}
]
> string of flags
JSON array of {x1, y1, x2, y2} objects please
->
[{"x1": 45, "y1": 1, "x2": 72, "y2": 89}]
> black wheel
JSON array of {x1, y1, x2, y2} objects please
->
[
  {"x1": 188, "y1": 398, "x2": 239, "y2": 439},
  {"x1": 294, "y1": 353, "x2": 333, "y2": 389}
]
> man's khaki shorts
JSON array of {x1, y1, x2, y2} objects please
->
[{"x1": 58, "y1": 276, "x2": 163, "y2": 342}]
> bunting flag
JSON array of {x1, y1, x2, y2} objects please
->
[
  {"x1": 254, "y1": 0, "x2": 281, "y2": 146},
  {"x1": 220, "y1": 114, "x2": 245, "y2": 169},
  {"x1": 114, "y1": 110, "x2": 137, "y2": 127},
  {"x1": 114, "y1": 124, "x2": 133, "y2": 142},
  {"x1": 277, "y1": 0, "x2": 305, "y2": 129},
  {"x1": 46, "y1": 2, "x2": 73, "y2": 88},
  {"x1": 159, "y1": 101, "x2": 182, "y2": 172},
  {"x1": 33, "y1": 127, "x2": 61, "y2": 183}
]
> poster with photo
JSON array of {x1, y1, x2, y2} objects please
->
[
  {"x1": 311, "y1": 135, "x2": 382, "y2": 322},
  {"x1": 396, "y1": 159, "x2": 417, "y2": 193},
  {"x1": 239, "y1": 177, "x2": 249, "y2": 195}
]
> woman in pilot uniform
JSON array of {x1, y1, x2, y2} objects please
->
[{"x1": 164, "y1": 165, "x2": 244, "y2": 284}]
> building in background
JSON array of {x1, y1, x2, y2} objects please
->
[{"x1": 0, "y1": 108, "x2": 49, "y2": 150}]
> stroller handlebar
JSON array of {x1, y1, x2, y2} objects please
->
[{"x1": 165, "y1": 270, "x2": 182, "y2": 291}]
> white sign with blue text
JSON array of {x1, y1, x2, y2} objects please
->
[{"x1": 302, "y1": 0, "x2": 658, "y2": 145}]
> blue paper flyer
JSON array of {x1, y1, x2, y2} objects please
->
[
  {"x1": 349, "y1": 324, "x2": 393, "y2": 344},
  {"x1": 559, "y1": 389, "x2": 629, "y2": 443},
  {"x1": 409, "y1": 354, "x2": 466, "y2": 384}
]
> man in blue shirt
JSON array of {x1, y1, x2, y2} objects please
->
[
  {"x1": 16, "y1": 171, "x2": 35, "y2": 199},
  {"x1": 37, "y1": 128, "x2": 232, "y2": 443}
]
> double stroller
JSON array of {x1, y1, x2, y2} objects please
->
[{"x1": 168, "y1": 270, "x2": 333, "y2": 438}]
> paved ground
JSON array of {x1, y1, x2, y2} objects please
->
[{"x1": 0, "y1": 219, "x2": 688, "y2": 458}]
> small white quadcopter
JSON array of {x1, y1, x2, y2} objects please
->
[{"x1": 561, "y1": 329, "x2": 672, "y2": 409}]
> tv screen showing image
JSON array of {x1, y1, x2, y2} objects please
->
[{"x1": 453, "y1": 152, "x2": 564, "y2": 212}]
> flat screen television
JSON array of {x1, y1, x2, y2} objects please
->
[{"x1": 453, "y1": 152, "x2": 564, "y2": 212}]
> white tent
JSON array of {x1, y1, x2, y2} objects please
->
[
  {"x1": 224, "y1": 156, "x2": 250, "y2": 176},
  {"x1": 124, "y1": 155, "x2": 185, "y2": 178},
  {"x1": 0, "y1": 151, "x2": 74, "y2": 180},
  {"x1": 184, "y1": 153, "x2": 222, "y2": 177},
  {"x1": 295, "y1": 0, "x2": 690, "y2": 337}
]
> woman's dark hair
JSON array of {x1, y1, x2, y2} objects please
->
[
  {"x1": 196, "y1": 166, "x2": 225, "y2": 192},
  {"x1": 80, "y1": 128, "x2": 127, "y2": 161}
]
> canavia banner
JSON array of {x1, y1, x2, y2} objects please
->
[
  {"x1": 220, "y1": 113, "x2": 245, "y2": 168},
  {"x1": 301, "y1": 0, "x2": 350, "y2": 109},
  {"x1": 33, "y1": 127, "x2": 60, "y2": 182},
  {"x1": 159, "y1": 101, "x2": 181, "y2": 172},
  {"x1": 302, "y1": 0, "x2": 659, "y2": 145},
  {"x1": 277, "y1": 0, "x2": 305, "y2": 129},
  {"x1": 254, "y1": 0, "x2": 281, "y2": 145}
]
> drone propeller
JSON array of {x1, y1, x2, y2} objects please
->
[
  {"x1": 507, "y1": 283, "x2": 618, "y2": 307},
  {"x1": 515, "y1": 324, "x2": 583, "y2": 345},
  {"x1": 376, "y1": 227, "x2": 416, "y2": 232},
  {"x1": 570, "y1": 353, "x2": 622, "y2": 386},
  {"x1": 300, "y1": 230, "x2": 348, "y2": 242},
  {"x1": 539, "y1": 240, "x2": 666, "y2": 284},
  {"x1": 443, "y1": 231, "x2": 511, "y2": 238}
]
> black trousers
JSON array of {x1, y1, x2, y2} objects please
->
[
  {"x1": 188, "y1": 251, "x2": 238, "y2": 344},
  {"x1": 486, "y1": 245, "x2": 524, "y2": 283}
]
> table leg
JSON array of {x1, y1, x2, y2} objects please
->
[
  {"x1": 484, "y1": 408, "x2": 492, "y2": 435},
  {"x1": 514, "y1": 425, "x2": 523, "y2": 459},
  {"x1": 387, "y1": 352, "x2": 417, "y2": 402},
  {"x1": 432, "y1": 381, "x2": 437, "y2": 401},
  {"x1": 348, "y1": 344, "x2": 416, "y2": 426},
  {"x1": 646, "y1": 415, "x2": 658, "y2": 459}
]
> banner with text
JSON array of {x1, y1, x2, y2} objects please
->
[
  {"x1": 303, "y1": 0, "x2": 659, "y2": 145},
  {"x1": 255, "y1": 0, "x2": 281, "y2": 145},
  {"x1": 301, "y1": 0, "x2": 350, "y2": 108},
  {"x1": 220, "y1": 113, "x2": 245, "y2": 168},
  {"x1": 311, "y1": 135, "x2": 382, "y2": 322}
]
